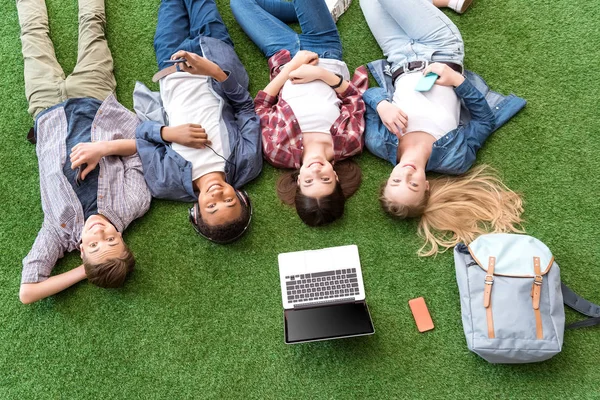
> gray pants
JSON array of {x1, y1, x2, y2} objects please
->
[{"x1": 17, "y1": 0, "x2": 117, "y2": 118}]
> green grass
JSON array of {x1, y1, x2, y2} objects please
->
[{"x1": 1, "y1": 0, "x2": 599, "y2": 398}]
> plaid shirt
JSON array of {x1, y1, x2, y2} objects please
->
[
  {"x1": 255, "y1": 50, "x2": 368, "y2": 169},
  {"x1": 22, "y1": 95, "x2": 151, "y2": 284}
]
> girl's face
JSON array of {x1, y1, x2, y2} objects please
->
[
  {"x1": 385, "y1": 163, "x2": 429, "y2": 206},
  {"x1": 298, "y1": 157, "x2": 338, "y2": 198}
]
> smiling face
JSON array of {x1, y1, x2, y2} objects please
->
[
  {"x1": 297, "y1": 157, "x2": 338, "y2": 198},
  {"x1": 384, "y1": 163, "x2": 430, "y2": 206},
  {"x1": 80, "y1": 215, "x2": 125, "y2": 263},
  {"x1": 197, "y1": 180, "x2": 243, "y2": 226}
]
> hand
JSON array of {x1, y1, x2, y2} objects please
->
[
  {"x1": 376, "y1": 101, "x2": 408, "y2": 138},
  {"x1": 422, "y1": 62, "x2": 465, "y2": 87},
  {"x1": 287, "y1": 50, "x2": 319, "y2": 70},
  {"x1": 161, "y1": 124, "x2": 212, "y2": 149},
  {"x1": 288, "y1": 64, "x2": 325, "y2": 84},
  {"x1": 70, "y1": 142, "x2": 105, "y2": 180},
  {"x1": 170, "y1": 50, "x2": 227, "y2": 82}
]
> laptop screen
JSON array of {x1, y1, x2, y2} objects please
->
[{"x1": 284, "y1": 302, "x2": 374, "y2": 344}]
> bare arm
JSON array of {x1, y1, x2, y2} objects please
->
[
  {"x1": 317, "y1": 68, "x2": 350, "y2": 94},
  {"x1": 103, "y1": 139, "x2": 137, "y2": 157},
  {"x1": 20, "y1": 265, "x2": 86, "y2": 304},
  {"x1": 263, "y1": 50, "x2": 319, "y2": 97},
  {"x1": 288, "y1": 65, "x2": 350, "y2": 93},
  {"x1": 263, "y1": 64, "x2": 295, "y2": 97}
]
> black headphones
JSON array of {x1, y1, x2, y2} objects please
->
[{"x1": 188, "y1": 190, "x2": 252, "y2": 244}]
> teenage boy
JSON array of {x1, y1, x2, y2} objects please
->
[
  {"x1": 17, "y1": 0, "x2": 151, "y2": 304},
  {"x1": 133, "y1": 0, "x2": 262, "y2": 244}
]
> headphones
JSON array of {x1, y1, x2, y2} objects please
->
[{"x1": 188, "y1": 189, "x2": 253, "y2": 244}]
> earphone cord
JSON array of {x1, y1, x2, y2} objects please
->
[{"x1": 205, "y1": 144, "x2": 236, "y2": 178}]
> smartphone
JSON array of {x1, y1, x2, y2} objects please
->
[
  {"x1": 75, "y1": 164, "x2": 86, "y2": 187},
  {"x1": 408, "y1": 297, "x2": 434, "y2": 332},
  {"x1": 163, "y1": 58, "x2": 187, "y2": 64},
  {"x1": 415, "y1": 73, "x2": 439, "y2": 92}
]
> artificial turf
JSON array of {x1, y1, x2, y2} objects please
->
[{"x1": 1, "y1": 0, "x2": 599, "y2": 398}]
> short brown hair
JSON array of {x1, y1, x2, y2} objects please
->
[{"x1": 83, "y1": 244, "x2": 135, "y2": 288}]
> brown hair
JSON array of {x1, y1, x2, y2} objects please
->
[
  {"x1": 83, "y1": 244, "x2": 135, "y2": 288},
  {"x1": 276, "y1": 160, "x2": 362, "y2": 226},
  {"x1": 380, "y1": 165, "x2": 524, "y2": 256}
]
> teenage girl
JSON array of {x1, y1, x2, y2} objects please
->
[
  {"x1": 360, "y1": 0, "x2": 527, "y2": 255},
  {"x1": 230, "y1": 0, "x2": 367, "y2": 226}
]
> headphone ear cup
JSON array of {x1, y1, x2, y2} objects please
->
[
  {"x1": 237, "y1": 190, "x2": 249, "y2": 207},
  {"x1": 193, "y1": 202, "x2": 199, "y2": 223}
]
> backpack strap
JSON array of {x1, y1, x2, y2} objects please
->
[
  {"x1": 532, "y1": 257, "x2": 544, "y2": 339},
  {"x1": 483, "y1": 257, "x2": 496, "y2": 338},
  {"x1": 561, "y1": 283, "x2": 600, "y2": 329}
]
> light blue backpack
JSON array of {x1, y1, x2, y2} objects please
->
[{"x1": 454, "y1": 233, "x2": 600, "y2": 364}]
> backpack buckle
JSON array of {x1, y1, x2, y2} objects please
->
[
  {"x1": 534, "y1": 275, "x2": 543, "y2": 286},
  {"x1": 485, "y1": 274, "x2": 494, "y2": 285}
]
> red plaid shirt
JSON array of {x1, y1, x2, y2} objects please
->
[{"x1": 255, "y1": 50, "x2": 368, "y2": 169}]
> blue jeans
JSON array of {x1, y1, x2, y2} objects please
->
[
  {"x1": 359, "y1": 0, "x2": 464, "y2": 72},
  {"x1": 230, "y1": 0, "x2": 343, "y2": 61},
  {"x1": 154, "y1": 0, "x2": 233, "y2": 70}
]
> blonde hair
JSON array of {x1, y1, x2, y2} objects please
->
[{"x1": 380, "y1": 165, "x2": 524, "y2": 256}]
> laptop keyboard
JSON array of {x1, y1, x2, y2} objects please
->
[{"x1": 285, "y1": 269, "x2": 359, "y2": 304}]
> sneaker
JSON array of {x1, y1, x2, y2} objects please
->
[
  {"x1": 326, "y1": 0, "x2": 352, "y2": 22},
  {"x1": 449, "y1": 0, "x2": 473, "y2": 14}
]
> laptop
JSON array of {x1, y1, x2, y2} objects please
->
[{"x1": 278, "y1": 245, "x2": 375, "y2": 344}]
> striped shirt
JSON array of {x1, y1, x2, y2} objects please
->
[{"x1": 22, "y1": 95, "x2": 151, "y2": 284}]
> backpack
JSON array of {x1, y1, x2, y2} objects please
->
[{"x1": 454, "y1": 233, "x2": 600, "y2": 364}]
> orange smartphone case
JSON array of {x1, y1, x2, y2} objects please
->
[{"x1": 409, "y1": 297, "x2": 434, "y2": 332}]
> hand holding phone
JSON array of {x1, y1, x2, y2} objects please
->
[
  {"x1": 415, "y1": 73, "x2": 439, "y2": 92},
  {"x1": 409, "y1": 297, "x2": 434, "y2": 332},
  {"x1": 167, "y1": 51, "x2": 227, "y2": 82},
  {"x1": 163, "y1": 58, "x2": 187, "y2": 65}
]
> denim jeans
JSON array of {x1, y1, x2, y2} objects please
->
[
  {"x1": 154, "y1": 0, "x2": 233, "y2": 70},
  {"x1": 359, "y1": 0, "x2": 464, "y2": 73},
  {"x1": 230, "y1": 0, "x2": 343, "y2": 60}
]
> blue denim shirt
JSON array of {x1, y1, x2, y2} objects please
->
[
  {"x1": 363, "y1": 59, "x2": 527, "y2": 174},
  {"x1": 134, "y1": 36, "x2": 262, "y2": 203}
]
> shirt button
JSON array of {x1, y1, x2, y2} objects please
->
[
  {"x1": 99, "y1": 195, "x2": 103, "y2": 199},
  {"x1": 60, "y1": 223, "x2": 66, "y2": 228},
  {"x1": 495, "y1": 106, "x2": 499, "y2": 109}
]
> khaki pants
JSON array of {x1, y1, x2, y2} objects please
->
[{"x1": 17, "y1": 0, "x2": 117, "y2": 118}]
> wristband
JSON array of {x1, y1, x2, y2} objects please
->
[{"x1": 329, "y1": 73, "x2": 344, "y2": 89}]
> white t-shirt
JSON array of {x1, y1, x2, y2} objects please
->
[
  {"x1": 280, "y1": 59, "x2": 349, "y2": 134},
  {"x1": 160, "y1": 72, "x2": 227, "y2": 181},
  {"x1": 392, "y1": 71, "x2": 460, "y2": 140}
]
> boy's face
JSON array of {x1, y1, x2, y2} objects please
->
[
  {"x1": 197, "y1": 181, "x2": 242, "y2": 226},
  {"x1": 80, "y1": 215, "x2": 125, "y2": 263}
]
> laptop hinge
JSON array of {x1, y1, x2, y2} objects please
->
[{"x1": 293, "y1": 297, "x2": 356, "y2": 309}]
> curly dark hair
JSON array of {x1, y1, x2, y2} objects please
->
[{"x1": 192, "y1": 200, "x2": 252, "y2": 244}]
